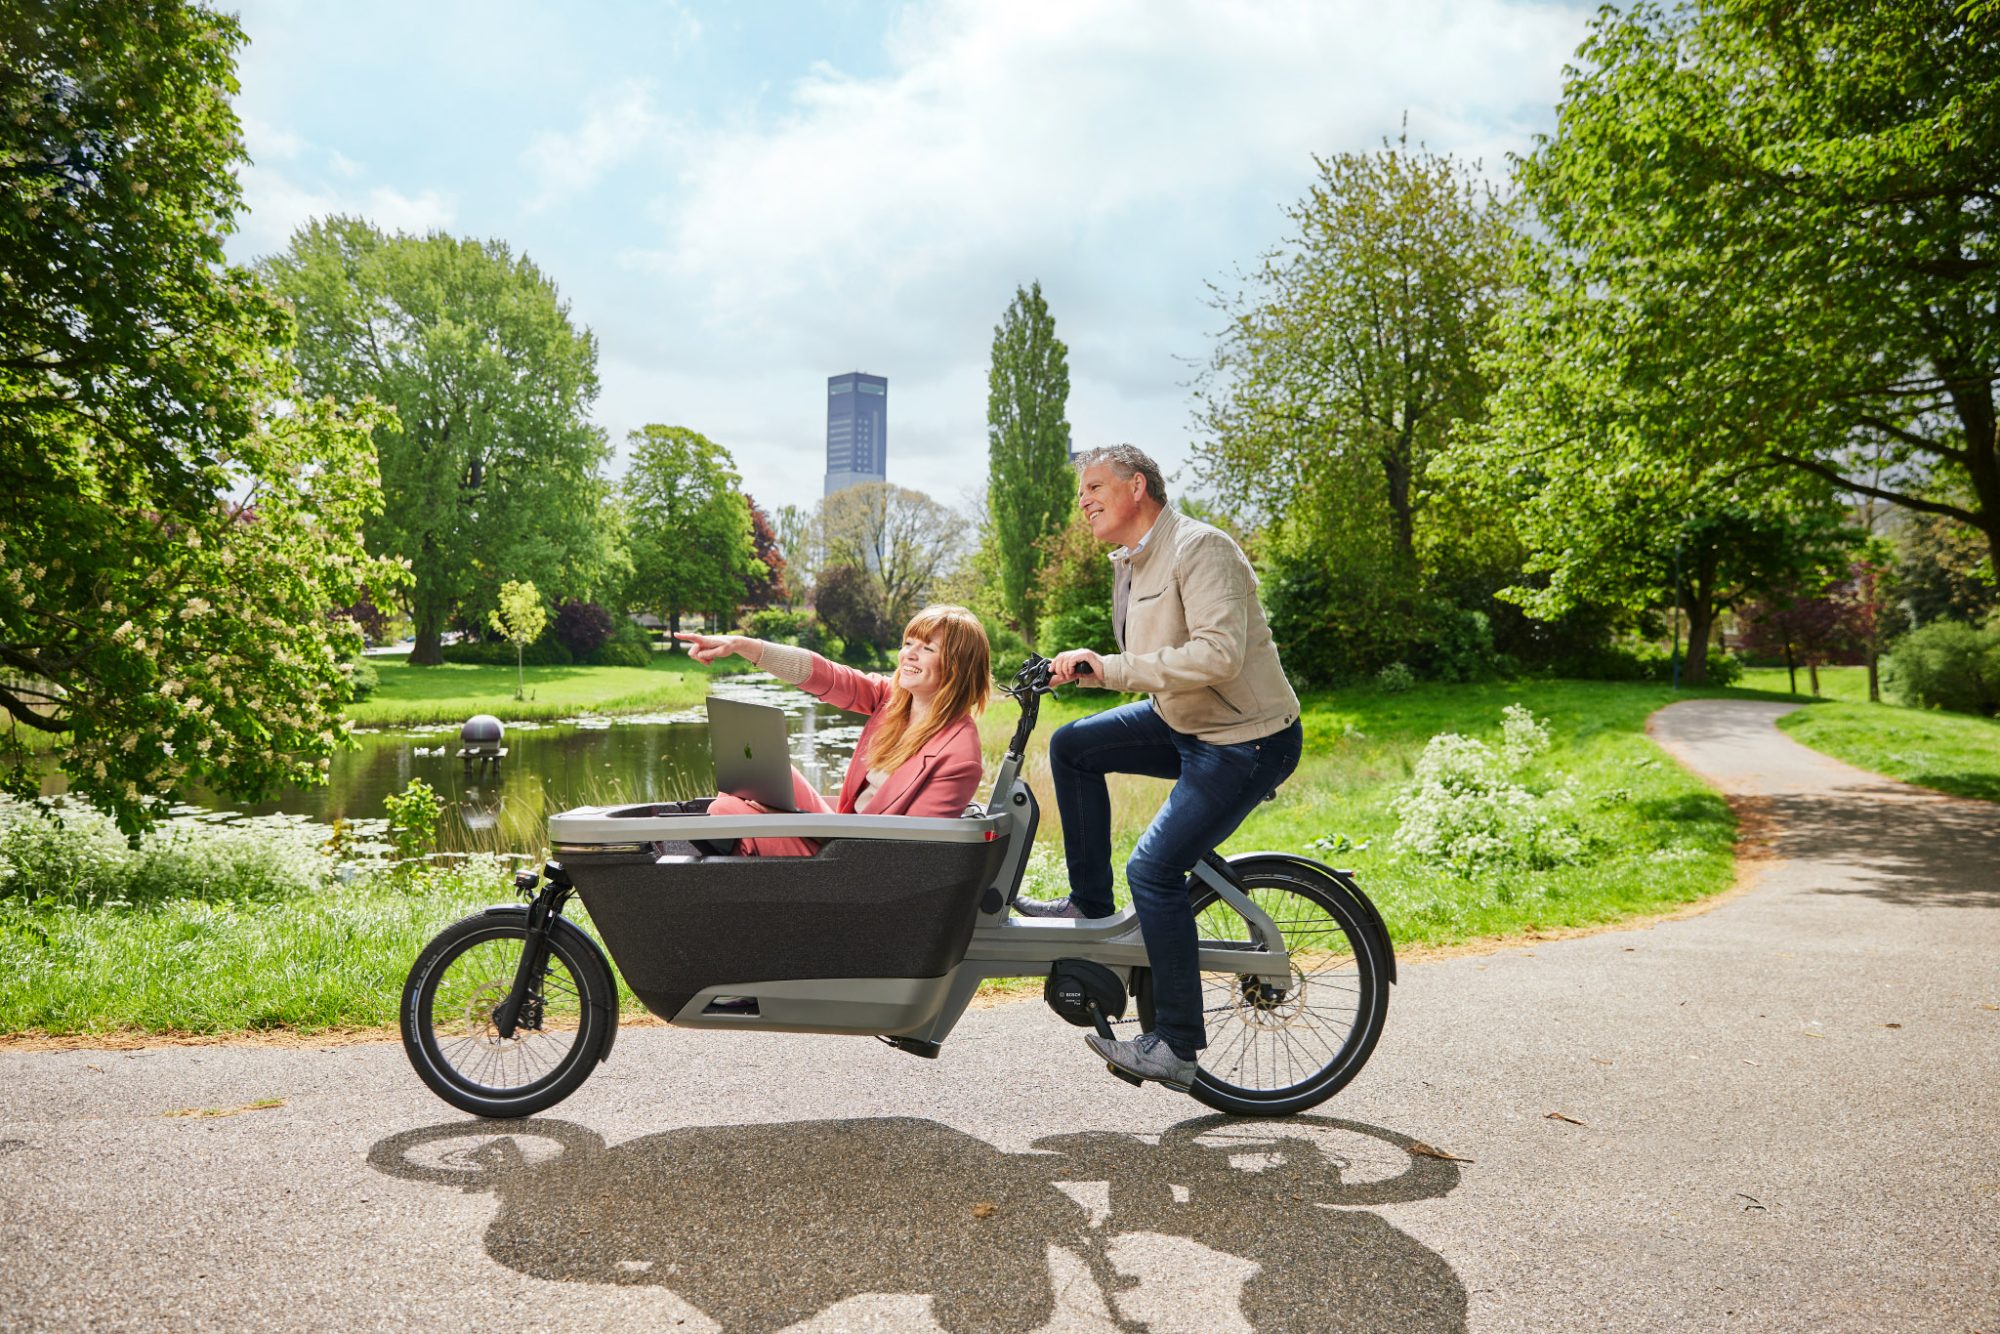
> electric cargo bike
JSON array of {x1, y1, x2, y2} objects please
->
[{"x1": 399, "y1": 656, "x2": 1396, "y2": 1118}]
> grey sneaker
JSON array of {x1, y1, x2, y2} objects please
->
[
  {"x1": 1013, "y1": 894, "x2": 1090, "y2": 919},
  {"x1": 1085, "y1": 1032, "x2": 1198, "y2": 1092}
]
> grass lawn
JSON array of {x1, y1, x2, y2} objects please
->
[
  {"x1": 4, "y1": 676, "x2": 1743, "y2": 1037},
  {"x1": 990, "y1": 678, "x2": 1739, "y2": 955},
  {"x1": 1775, "y1": 701, "x2": 2000, "y2": 802},
  {"x1": 1737, "y1": 664, "x2": 1874, "y2": 703},
  {"x1": 347, "y1": 651, "x2": 751, "y2": 726}
]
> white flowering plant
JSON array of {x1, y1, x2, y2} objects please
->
[{"x1": 1389, "y1": 704, "x2": 1585, "y2": 875}]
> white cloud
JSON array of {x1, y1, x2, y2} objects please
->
[
  {"x1": 520, "y1": 81, "x2": 678, "y2": 211},
  {"x1": 603, "y1": 0, "x2": 1591, "y2": 512}
]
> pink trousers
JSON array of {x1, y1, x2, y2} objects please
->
[{"x1": 707, "y1": 766, "x2": 830, "y2": 857}]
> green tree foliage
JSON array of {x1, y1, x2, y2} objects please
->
[
  {"x1": 986, "y1": 280, "x2": 1072, "y2": 644},
  {"x1": 262, "y1": 218, "x2": 616, "y2": 663},
  {"x1": 621, "y1": 425, "x2": 756, "y2": 636},
  {"x1": 1194, "y1": 139, "x2": 1519, "y2": 682},
  {"x1": 1029, "y1": 512, "x2": 1116, "y2": 657},
  {"x1": 1195, "y1": 137, "x2": 1515, "y2": 564},
  {"x1": 0, "y1": 1, "x2": 404, "y2": 834},
  {"x1": 818, "y1": 482, "x2": 966, "y2": 630},
  {"x1": 813, "y1": 564, "x2": 889, "y2": 658},
  {"x1": 1507, "y1": 0, "x2": 2000, "y2": 573},
  {"x1": 488, "y1": 579, "x2": 546, "y2": 699}
]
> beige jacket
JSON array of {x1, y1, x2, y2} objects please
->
[{"x1": 1095, "y1": 507, "x2": 1300, "y2": 744}]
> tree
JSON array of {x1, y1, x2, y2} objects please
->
[
  {"x1": 986, "y1": 280, "x2": 1073, "y2": 644},
  {"x1": 1194, "y1": 137, "x2": 1515, "y2": 565},
  {"x1": 489, "y1": 580, "x2": 546, "y2": 700},
  {"x1": 1028, "y1": 512, "x2": 1117, "y2": 657},
  {"x1": 818, "y1": 482, "x2": 966, "y2": 630},
  {"x1": 772, "y1": 503, "x2": 819, "y2": 610},
  {"x1": 741, "y1": 494, "x2": 787, "y2": 609},
  {"x1": 622, "y1": 425, "x2": 756, "y2": 637},
  {"x1": 1511, "y1": 0, "x2": 2000, "y2": 574},
  {"x1": 813, "y1": 564, "x2": 889, "y2": 658},
  {"x1": 262, "y1": 219, "x2": 614, "y2": 663},
  {"x1": 1488, "y1": 443, "x2": 1856, "y2": 684},
  {"x1": 0, "y1": 1, "x2": 404, "y2": 834}
]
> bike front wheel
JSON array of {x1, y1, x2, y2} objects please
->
[
  {"x1": 1177, "y1": 865, "x2": 1391, "y2": 1116},
  {"x1": 401, "y1": 909, "x2": 615, "y2": 1119}
]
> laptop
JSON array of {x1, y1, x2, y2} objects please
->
[{"x1": 705, "y1": 697, "x2": 798, "y2": 811}]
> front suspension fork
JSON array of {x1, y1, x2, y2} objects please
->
[{"x1": 493, "y1": 862, "x2": 572, "y2": 1040}]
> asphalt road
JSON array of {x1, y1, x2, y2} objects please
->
[{"x1": 3, "y1": 699, "x2": 1996, "y2": 1332}]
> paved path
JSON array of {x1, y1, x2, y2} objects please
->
[{"x1": 3, "y1": 700, "x2": 1997, "y2": 1332}]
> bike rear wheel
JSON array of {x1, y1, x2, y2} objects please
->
[
  {"x1": 1178, "y1": 865, "x2": 1391, "y2": 1116},
  {"x1": 401, "y1": 909, "x2": 614, "y2": 1118}
]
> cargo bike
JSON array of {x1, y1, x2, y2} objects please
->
[{"x1": 399, "y1": 656, "x2": 1396, "y2": 1119}]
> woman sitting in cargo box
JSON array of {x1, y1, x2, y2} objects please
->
[{"x1": 672, "y1": 604, "x2": 991, "y2": 856}]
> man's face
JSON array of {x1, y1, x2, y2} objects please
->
[{"x1": 1077, "y1": 464, "x2": 1149, "y2": 546}]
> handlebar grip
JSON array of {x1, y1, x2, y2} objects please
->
[{"x1": 1073, "y1": 660, "x2": 1094, "y2": 675}]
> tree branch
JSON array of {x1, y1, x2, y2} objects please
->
[{"x1": 1770, "y1": 451, "x2": 1983, "y2": 525}]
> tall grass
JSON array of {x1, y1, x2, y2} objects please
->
[{"x1": 0, "y1": 802, "x2": 654, "y2": 1035}]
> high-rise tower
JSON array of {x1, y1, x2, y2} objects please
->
[{"x1": 823, "y1": 371, "x2": 887, "y2": 498}]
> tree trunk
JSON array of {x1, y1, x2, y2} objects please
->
[
  {"x1": 411, "y1": 604, "x2": 445, "y2": 666},
  {"x1": 1867, "y1": 643, "x2": 1880, "y2": 703},
  {"x1": 1682, "y1": 600, "x2": 1716, "y2": 686},
  {"x1": 1784, "y1": 641, "x2": 1797, "y2": 695},
  {"x1": 1808, "y1": 660, "x2": 1821, "y2": 697},
  {"x1": 1382, "y1": 446, "x2": 1416, "y2": 562}
]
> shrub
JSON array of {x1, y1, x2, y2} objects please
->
[
  {"x1": 1884, "y1": 618, "x2": 2000, "y2": 716},
  {"x1": 1408, "y1": 604, "x2": 1504, "y2": 683},
  {"x1": 383, "y1": 778, "x2": 445, "y2": 862},
  {"x1": 1389, "y1": 704, "x2": 1584, "y2": 875},
  {"x1": 1375, "y1": 662, "x2": 1416, "y2": 694},
  {"x1": 440, "y1": 635, "x2": 573, "y2": 667},
  {"x1": 740, "y1": 608, "x2": 827, "y2": 653},
  {"x1": 552, "y1": 600, "x2": 615, "y2": 658},
  {"x1": 1039, "y1": 603, "x2": 1117, "y2": 659},
  {"x1": 588, "y1": 616, "x2": 653, "y2": 668},
  {"x1": 345, "y1": 657, "x2": 380, "y2": 701}
]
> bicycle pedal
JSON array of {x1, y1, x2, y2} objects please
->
[{"x1": 1106, "y1": 1061, "x2": 1145, "y2": 1088}]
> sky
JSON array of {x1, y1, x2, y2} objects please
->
[{"x1": 224, "y1": 0, "x2": 1599, "y2": 519}]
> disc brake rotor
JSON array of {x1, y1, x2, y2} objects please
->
[{"x1": 1232, "y1": 968, "x2": 1309, "y2": 1030}]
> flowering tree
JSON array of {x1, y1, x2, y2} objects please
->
[{"x1": 0, "y1": 1, "x2": 404, "y2": 834}]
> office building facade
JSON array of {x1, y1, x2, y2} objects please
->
[{"x1": 824, "y1": 371, "x2": 887, "y2": 497}]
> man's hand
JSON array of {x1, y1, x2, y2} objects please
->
[
  {"x1": 674, "y1": 631, "x2": 756, "y2": 665},
  {"x1": 1050, "y1": 648, "x2": 1107, "y2": 687}
]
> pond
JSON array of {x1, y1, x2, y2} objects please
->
[{"x1": 39, "y1": 674, "x2": 865, "y2": 857}]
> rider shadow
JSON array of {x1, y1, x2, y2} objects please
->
[{"x1": 370, "y1": 1113, "x2": 1467, "y2": 1332}]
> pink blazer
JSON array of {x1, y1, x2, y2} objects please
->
[{"x1": 800, "y1": 654, "x2": 987, "y2": 818}]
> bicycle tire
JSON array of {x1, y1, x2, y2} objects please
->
[
  {"x1": 1166, "y1": 862, "x2": 1392, "y2": 1116},
  {"x1": 401, "y1": 908, "x2": 615, "y2": 1118}
]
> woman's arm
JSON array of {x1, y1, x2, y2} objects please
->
[{"x1": 674, "y1": 632, "x2": 890, "y2": 713}]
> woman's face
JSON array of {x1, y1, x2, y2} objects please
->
[{"x1": 897, "y1": 633, "x2": 947, "y2": 704}]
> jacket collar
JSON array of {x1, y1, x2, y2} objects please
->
[{"x1": 1108, "y1": 505, "x2": 1178, "y2": 569}]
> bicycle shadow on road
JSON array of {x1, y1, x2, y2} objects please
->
[{"x1": 370, "y1": 1112, "x2": 1467, "y2": 1332}]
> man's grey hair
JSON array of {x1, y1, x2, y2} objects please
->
[{"x1": 1074, "y1": 444, "x2": 1168, "y2": 506}]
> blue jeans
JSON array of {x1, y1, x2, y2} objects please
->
[{"x1": 1049, "y1": 701, "x2": 1303, "y2": 1059}]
